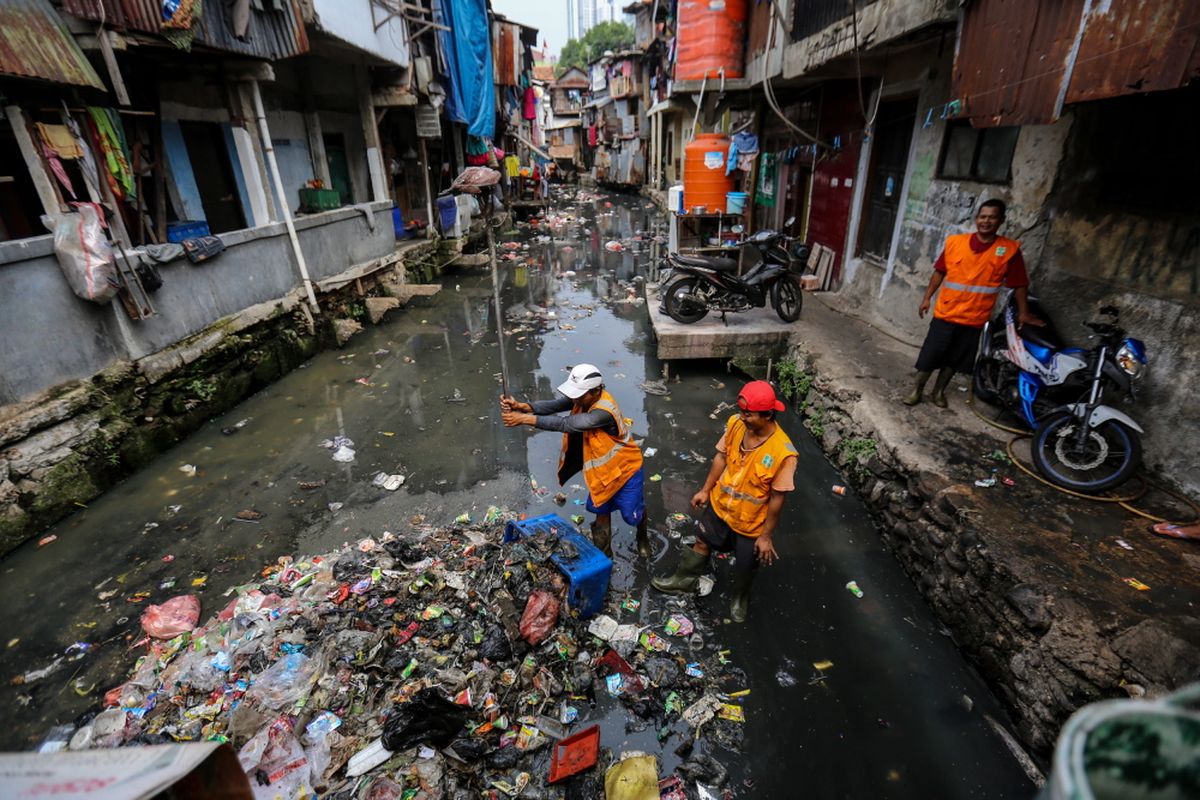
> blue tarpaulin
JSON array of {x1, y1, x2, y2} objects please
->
[{"x1": 432, "y1": 0, "x2": 494, "y2": 138}]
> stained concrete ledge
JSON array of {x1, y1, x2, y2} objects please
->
[{"x1": 645, "y1": 284, "x2": 798, "y2": 361}]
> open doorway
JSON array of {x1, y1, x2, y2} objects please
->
[
  {"x1": 179, "y1": 120, "x2": 245, "y2": 234},
  {"x1": 323, "y1": 133, "x2": 353, "y2": 205},
  {"x1": 858, "y1": 98, "x2": 917, "y2": 261}
]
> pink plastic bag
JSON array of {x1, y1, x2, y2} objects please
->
[
  {"x1": 519, "y1": 590, "x2": 560, "y2": 646},
  {"x1": 140, "y1": 594, "x2": 201, "y2": 639}
]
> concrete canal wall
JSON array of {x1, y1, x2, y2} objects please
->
[{"x1": 0, "y1": 204, "x2": 457, "y2": 553}]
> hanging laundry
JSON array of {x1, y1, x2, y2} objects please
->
[
  {"x1": 523, "y1": 87, "x2": 536, "y2": 121},
  {"x1": 755, "y1": 152, "x2": 777, "y2": 207},
  {"x1": 86, "y1": 108, "x2": 136, "y2": 201},
  {"x1": 36, "y1": 124, "x2": 83, "y2": 160},
  {"x1": 162, "y1": 0, "x2": 202, "y2": 50},
  {"x1": 466, "y1": 135, "x2": 491, "y2": 166},
  {"x1": 42, "y1": 144, "x2": 76, "y2": 200},
  {"x1": 504, "y1": 154, "x2": 520, "y2": 178}
]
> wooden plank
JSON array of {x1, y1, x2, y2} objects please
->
[{"x1": 5, "y1": 105, "x2": 63, "y2": 218}]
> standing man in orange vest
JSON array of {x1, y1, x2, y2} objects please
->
[
  {"x1": 904, "y1": 199, "x2": 1042, "y2": 407},
  {"x1": 501, "y1": 364, "x2": 649, "y2": 559},
  {"x1": 651, "y1": 381, "x2": 797, "y2": 623}
]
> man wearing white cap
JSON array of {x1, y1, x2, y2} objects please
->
[{"x1": 501, "y1": 364, "x2": 649, "y2": 559}]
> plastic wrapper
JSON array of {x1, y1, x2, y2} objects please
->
[
  {"x1": 52, "y1": 204, "x2": 119, "y2": 304},
  {"x1": 238, "y1": 716, "x2": 315, "y2": 800},
  {"x1": 140, "y1": 594, "x2": 201, "y2": 639},
  {"x1": 381, "y1": 688, "x2": 469, "y2": 751},
  {"x1": 245, "y1": 650, "x2": 326, "y2": 711},
  {"x1": 519, "y1": 589, "x2": 560, "y2": 646}
]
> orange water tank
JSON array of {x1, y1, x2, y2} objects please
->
[
  {"x1": 683, "y1": 134, "x2": 735, "y2": 214},
  {"x1": 675, "y1": 0, "x2": 749, "y2": 81}
]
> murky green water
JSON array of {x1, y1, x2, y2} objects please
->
[{"x1": 0, "y1": 188, "x2": 1034, "y2": 797}]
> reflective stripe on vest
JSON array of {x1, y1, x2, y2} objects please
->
[
  {"x1": 718, "y1": 484, "x2": 767, "y2": 505},
  {"x1": 941, "y1": 280, "x2": 1001, "y2": 295}
]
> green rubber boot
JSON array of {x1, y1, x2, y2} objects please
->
[
  {"x1": 591, "y1": 522, "x2": 613, "y2": 558},
  {"x1": 650, "y1": 548, "x2": 709, "y2": 594},
  {"x1": 635, "y1": 520, "x2": 651, "y2": 559},
  {"x1": 930, "y1": 367, "x2": 955, "y2": 409},
  {"x1": 729, "y1": 570, "x2": 756, "y2": 623},
  {"x1": 902, "y1": 371, "x2": 931, "y2": 406}
]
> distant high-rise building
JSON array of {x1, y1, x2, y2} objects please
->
[
  {"x1": 566, "y1": 0, "x2": 577, "y2": 41},
  {"x1": 577, "y1": 0, "x2": 596, "y2": 39}
]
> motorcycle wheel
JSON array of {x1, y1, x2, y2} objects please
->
[
  {"x1": 772, "y1": 275, "x2": 803, "y2": 322},
  {"x1": 662, "y1": 276, "x2": 709, "y2": 324},
  {"x1": 1031, "y1": 411, "x2": 1141, "y2": 493}
]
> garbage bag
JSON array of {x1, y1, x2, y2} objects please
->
[
  {"x1": 140, "y1": 595, "x2": 201, "y2": 639},
  {"x1": 678, "y1": 753, "x2": 727, "y2": 787},
  {"x1": 52, "y1": 203, "x2": 119, "y2": 304},
  {"x1": 478, "y1": 625, "x2": 512, "y2": 662},
  {"x1": 519, "y1": 590, "x2": 560, "y2": 646},
  {"x1": 381, "y1": 688, "x2": 469, "y2": 751}
]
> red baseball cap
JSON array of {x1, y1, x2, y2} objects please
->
[{"x1": 737, "y1": 380, "x2": 785, "y2": 413}]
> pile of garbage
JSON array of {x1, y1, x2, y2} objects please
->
[{"x1": 62, "y1": 516, "x2": 748, "y2": 798}]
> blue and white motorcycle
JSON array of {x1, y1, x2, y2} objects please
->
[{"x1": 974, "y1": 298, "x2": 1148, "y2": 492}]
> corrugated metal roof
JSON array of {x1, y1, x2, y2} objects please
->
[
  {"x1": 61, "y1": 0, "x2": 309, "y2": 60},
  {"x1": 0, "y1": 0, "x2": 105, "y2": 88},
  {"x1": 953, "y1": 0, "x2": 1200, "y2": 127}
]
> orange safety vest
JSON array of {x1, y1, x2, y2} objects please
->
[
  {"x1": 710, "y1": 415, "x2": 798, "y2": 537},
  {"x1": 557, "y1": 390, "x2": 643, "y2": 506},
  {"x1": 933, "y1": 233, "x2": 1020, "y2": 327}
]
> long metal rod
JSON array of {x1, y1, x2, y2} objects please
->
[
  {"x1": 250, "y1": 79, "x2": 320, "y2": 313},
  {"x1": 486, "y1": 190, "x2": 511, "y2": 396}
]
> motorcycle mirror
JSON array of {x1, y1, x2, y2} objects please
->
[
  {"x1": 785, "y1": 216, "x2": 796, "y2": 226},
  {"x1": 731, "y1": 224, "x2": 744, "y2": 233}
]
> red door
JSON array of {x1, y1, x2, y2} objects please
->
[{"x1": 804, "y1": 85, "x2": 862, "y2": 284}]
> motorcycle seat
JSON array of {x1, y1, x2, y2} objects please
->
[
  {"x1": 672, "y1": 253, "x2": 739, "y2": 272},
  {"x1": 1020, "y1": 325, "x2": 1063, "y2": 351}
]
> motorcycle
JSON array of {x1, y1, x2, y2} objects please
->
[
  {"x1": 974, "y1": 297, "x2": 1148, "y2": 492},
  {"x1": 658, "y1": 229, "x2": 809, "y2": 324}
]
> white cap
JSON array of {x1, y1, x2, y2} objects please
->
[{"x1": 557, "y1": 363, "x2": 603, "y2": 399}]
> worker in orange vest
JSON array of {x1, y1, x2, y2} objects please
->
[
  {"x1": 651, "y1": 381, "x2": 797, "y2": 623},
  {"x1": 501, "y1": 364, "x2": 649, "y2": 559},
  {"x1": 905, "y1": 199, "x2": 1043, "y2": 407}
]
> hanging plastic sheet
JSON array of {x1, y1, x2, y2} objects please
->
[{"x1": 431, "y1": 0, "x2": 494, "y2": 138}]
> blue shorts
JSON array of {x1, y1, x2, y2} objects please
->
[{"x1": 586, "y1": 468, "x2": 646, "y2": 526}]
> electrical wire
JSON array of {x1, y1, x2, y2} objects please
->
[{"x1": 761, "y1": 1, "x2": 831, "y2": 149}]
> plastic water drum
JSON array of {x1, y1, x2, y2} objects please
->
[
  {"x1": 676, "y1": 0, "x2": 750, "y2": 80},
  {"x1": 684, "y1": 134, "x2": 734, "y2": 213},
  {"x1": 437, "y1": 196, "x2": 458, "y2": 236},
  {"x1": 503, "y1": 514, "x2": 612, "y2": 618}
]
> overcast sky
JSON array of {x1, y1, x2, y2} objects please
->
[{"x1": 492, "y1": 0, "x2": 569, "y2": 57}]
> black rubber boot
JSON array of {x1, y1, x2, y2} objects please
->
[
  {"x1": 591, "y1": 522, "x2": 613, "y2": 558},
  {"x1": 902, "y1": 371, "x2": 931, "y2": 406},
  {"x1": 930, "y1": 367, "x2": 955, "y2": 408},
  {"x1": 650, "y1": 548, "x2": 709, "y2": 594},
  {"x1": 729, "y1": 570, "x2": 755, "y2": 623},
  {"x1": 635, "y1": 520, "x2": 651, "y2": 559}
]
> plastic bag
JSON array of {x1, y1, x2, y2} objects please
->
[
  {"x1": 604, "y1": 755, "x2": 659, "y2": 800},
  {"x1": 519, "y1": 589, "x2": 560, "y2": 646},
  {"x1": 238, "y1": 716, "x2": 315, "y2": 800},
  {"x1": 140, "y1": 595, "x2": 201, "y2": 639},
  {"x1": 52, "y1": 203, "x2": 119, "y2": 303},
  {"x1": 245, "y1": 651, "x2": 325, "y2": 711},
  {"x1": 381, "y1": 688, "x2": 469, "y2": 751}
]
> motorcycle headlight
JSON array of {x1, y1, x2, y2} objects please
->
[{"x1": 1116, "y1": 343, "x2": 1146, "y2": 379}]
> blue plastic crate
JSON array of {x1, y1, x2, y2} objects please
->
[
  {"x1": 504, "y1": 514, "x2": 612, "y2": 618},
  {"x1": 166, "y1": 220, "x2": 210, "y2": 243}
]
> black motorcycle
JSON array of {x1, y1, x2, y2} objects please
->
[{"x1": 659, "y1": 230, "x2": 808, "y2": 324}]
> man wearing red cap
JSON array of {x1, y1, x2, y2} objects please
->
[{"x1": 651, "y1": 381, "x2": 797, "y2": 622}]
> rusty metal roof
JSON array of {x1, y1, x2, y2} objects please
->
[
  {"x1": 61, "y1": 0, "x2": 309, "y2": 60},
  {"x1": 953, "y1": 0, "x2": 1200, "y2": 127},
  {"x1": 0, "y1": 0, "x2": 105, "y2": 88}
]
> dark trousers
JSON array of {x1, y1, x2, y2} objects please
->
[{"x1": 914, "y1": 317, "x2": 983, "y2": 374}]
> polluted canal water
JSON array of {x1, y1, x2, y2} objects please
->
[{"x1": 0, "y1": 188, "x2": 1035, "y2": 797}]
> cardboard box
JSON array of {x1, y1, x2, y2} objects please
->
[{"x1": 0, "y1": 743, "x2": 252, "y2": 800}]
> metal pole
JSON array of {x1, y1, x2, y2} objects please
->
[
  {"x1": 249, "y1": 79, "x2": 320, "y2": 313},
  {"x1": 486, "y1": 188, "x2": 511, "y2": 396}
]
